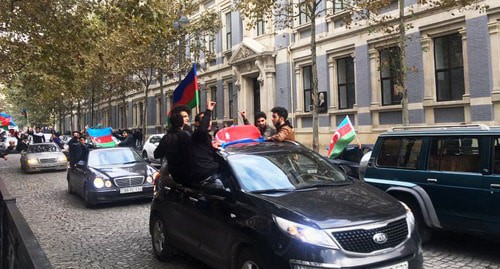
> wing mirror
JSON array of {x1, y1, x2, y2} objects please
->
[{"x1": 201, "y1": 177, "x2": 230, "y2": 197}]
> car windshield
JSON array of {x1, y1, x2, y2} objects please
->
[
  {"x1": 88, "y1": 148, "x2": 144, "y2": 167},
  {"x1": 228, "y1": 151, "x2": 350, "y2": 193},
  {"x1": 150, "y1": 136, "x2": 162, "y2": 144},
  {"x1": 28, "y1": 144, "x2": 60, "y2": 153}
]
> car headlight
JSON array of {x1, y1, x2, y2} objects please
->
[
  {"x1": 27, "y1": 158, "x2": 38, "y2": 165},
  {"x1": 58, "y1": 155, "x2": 67, "y2": 162},
  {"x1": 146, "y1": 176, "x2": 153, "y2": 183},
  {"x1": 104, "y1": 180, "x2": 112, "y2": 188},
  {"x1": 400, "y1": 201, "x2": 416, "y2": 232},
  {"x1": 273, "y1": 215, "x2": 339, "y2": 249},
  {"x1": 93, "y1": 177, "x2": 105, "y2": 188}
]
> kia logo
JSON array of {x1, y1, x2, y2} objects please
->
[{"x1": 373, "y1": 233, "x2": 388, "y2": 244}]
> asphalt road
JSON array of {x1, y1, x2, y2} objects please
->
[{"x1": 1, "y1": 155, "x2": 500, "y2": 268}]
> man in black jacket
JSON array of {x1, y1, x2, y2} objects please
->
[
  {"x1": 189, "y1": 101, "x2": 220, "y2": 186},
  {"x1": 118, "y1": 130, "x2": 135, "y2": 148},
  {"x1": 68, "y1": 131, "x2": 81, "y2": 167}
]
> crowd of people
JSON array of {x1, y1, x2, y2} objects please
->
[{"x1": 154, "y1": 102, "x2": 295, "y2": 188}]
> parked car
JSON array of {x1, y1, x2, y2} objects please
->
[
  {"x1": 361, "y1": 124, "x2": 500, "y2": 243},
  {"x1": 20, "y1": 142, "x2": 67, "y2": 173},
  {"x1": 142, "y1": 134, "x2": 164, "y2": 166},
  {"x1": 328, "y1": 144, "x2": 373, "y2": 179},
  {"x1": 67, "y1": 147, "x2": 158, "y2": 208},
  {"x1": 150, "y1": 141, "x2": 423, "y2": 269}
]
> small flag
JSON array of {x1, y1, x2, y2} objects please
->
[
  {"x1": 87, "y1": 127, "x2": 116, "y2": 147},
  {"x1": 327, "y1": 116, "x2": 356, "y2": 158},
  {"x1": 0, "y1": 112, "x2": 16, "y2": 127},
  {"x1": 172, "y1": 64, "x2": 199, "y2": 109}
]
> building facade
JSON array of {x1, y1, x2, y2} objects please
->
[{"x1": 65, "y1": 0, "x2": 500, "y2": 153}]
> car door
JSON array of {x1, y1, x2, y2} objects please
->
[
  {"x1": 69, "y1": 164, "x2": 87, "y2": 196},
  {"x1": 481, "y1": 136, "x2": 500, "y2": 235},
  {"x1": 421, "y1": 136, "x2": 485, "y2": 233}
]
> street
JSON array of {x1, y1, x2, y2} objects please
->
[{"x1": 1, "y1": 156, "x2": 500, "y2": 268}]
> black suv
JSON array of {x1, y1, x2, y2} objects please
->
[
  {"x1": 150, "y1": 141, "x2": 422, "y2": 269},
  {"x1": 362, "y1": 124, "x2": 500, "y2": 242}
]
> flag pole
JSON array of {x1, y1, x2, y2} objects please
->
[{"x1": 194, "y1": 63, "x2": 200, "y2": 115}]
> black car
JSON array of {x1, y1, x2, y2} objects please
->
[
  {"x1": 328, "y1": 144, "x2": 373, "y2": 179},
  {"x1": 67, "y1": 147, "x2": 158, "y2": 208},
  {"x1": 150, "y1": 141, "x2": 422, "y2": 269}
]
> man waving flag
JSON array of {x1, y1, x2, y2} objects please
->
[{"x1": 327, "y1": 116, "x2": 358, "y2": 158}]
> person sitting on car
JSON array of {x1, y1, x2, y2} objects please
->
[
  {"x1": 68, "y1": 131, "x2": 82, "y2": 168},
  {"x1": 118, "y1": 130, "x2": 136, "y2": 148},
  {"x1": 160, "y1": 113, "x2": 192, "y2": 185},
  {"x1": 189, "y1": 101, "x2": 221, "y2": 187},
  {"x1": 240, "y1": 110, "x2": 276, "y2": 138},
  {"x1": 269, "y1": 106, "x2": 295, "y2": 142},
  {"x1": 32, "y1": 127, "x2": 46, "y2": 144}
]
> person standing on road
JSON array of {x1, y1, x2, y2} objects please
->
[
  {"x1": 240, "y1": 110, "x2": 276, "y2": 137},
  {"x1": 269, "y1": 107, "x2": 295, "y2": 142},
  {"x1": 32, "y1": 127, "x2": 46, "y2": 143},
  {"x1": 68, "y1": 131, "x2": 81, "y2": 167}
]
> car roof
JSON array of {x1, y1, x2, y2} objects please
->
[
  {"x1": 223, "y1": 140, "x2": 309, "y2": 156},
  {"x1": 380, "y1": 124, "x2": 500, "y2": 137}
]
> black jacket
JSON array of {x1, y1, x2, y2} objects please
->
[
  {"x1": 164, "y1": 128, "x2": 191, "y2": 184},
  {"x1": 68, "y1": 137, "x2": 81, "y2": 166},
  {"x1": 189, "y1": 110, "x2": 219, "y2": 182},
  {"x1": 119, "y1": 135, "x2": 135, "y2": 148}
]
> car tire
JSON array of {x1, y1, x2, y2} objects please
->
[
  {"x1": 83, "y1": 187, "x2": 94, "y2": 208},
  {"x1": 151, "y1": 214, "x2": 176, "y2": 261},
  {"x1": 235, "y1": 247, "x2": 264, "y2": 269},
  {"x1": 397, "y1": 195, "x2": 432, "y2": 244}
]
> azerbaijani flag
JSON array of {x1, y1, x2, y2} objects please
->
[
  {"x1": 327, "y1": 116, "x2": 356, "y2": 158},
  {"x1": 0, "y1": 112, "x2": 16, "y2": 128},
  {"x1": 87, "y1": 127, "x2": 116, "y2": 147},
  {"x1": 172, "y1": 64, "x2": 199, "y2": 109}
]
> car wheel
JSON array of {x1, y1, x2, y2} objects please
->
[
  {"x1": 397, "y1": 195, "x2": 432, "y2": 244},
  {"x1": 83, "y1": 187, "x2": 94, "y2": 208},
  {"x1": 236, "y1": 247, "x2": 264, "y2": 269},
  {"x1": 151, "y1": 214, "x2": 176, "y2": 261}
]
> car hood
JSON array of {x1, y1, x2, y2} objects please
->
[
  {"x1": 247, "y1": 182, "x2": 404, "y2": 229},
  {"x1": 26, "y1": 152, "x2": 64, "y2": 158},
  {"x1": 90, "y1": 162, "x2": 147, "y2": 178}
]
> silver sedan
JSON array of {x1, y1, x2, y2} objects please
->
[{"x1": 20, "y1": 142, "x2": 68, "y2": 173}]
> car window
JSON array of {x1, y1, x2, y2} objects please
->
[
  {"x1": 493, "y1": 137, "x2": 500, "y2": 174},
  {"x1": 150, "y1": 136, "x2": 162, "y2": 144},
  {"x1": 28, "y1": 144, "x2": 60, "y2": 153},
  {"x1": 341, "y1": 147, "x2": 360, "y2": 162},
  {"x1": 428, "y1": 137, "x2": 481, "y2": 173},
  {"x1": 88, "y1": 148, "x2": 143, "y2": 167},
  {"x1": 228, "y1": 151, "x2": 349, "y2": 192},
  {"x1": 377, "y1": 138, "x2": 422, "y2": 169}
]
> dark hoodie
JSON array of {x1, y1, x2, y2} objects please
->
[{"x1": 189, "y1": 110, "x2": 219, "y2": 183}]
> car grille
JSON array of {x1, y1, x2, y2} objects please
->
[
  {"x1": 39, "y1": 158, "x2": 57, "y2": 163},
  {"x1": 331, "y1": 218, "x2": 408, "y2": 253},
  {"x1": 114, "y1": 176, "x2": 144, "y2": 187}
]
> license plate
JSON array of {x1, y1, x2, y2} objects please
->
[
  {"x1": 378, "y1": 261, "x2": 408, "y2": 269},
  {"x1": 120, "y1": 186, "x2": 143, "y2": 194}
]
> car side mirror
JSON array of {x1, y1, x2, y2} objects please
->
[{"x1": 201, "y1": 178, "x2": 230, "y2": 197}]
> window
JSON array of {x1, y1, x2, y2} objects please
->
[
  {"x1": 225, "y1": 12, "x2": 232, "y2": 51},
  {"x1": 303, "y1": 65, "x2": 312, "y2": 112},
  {"x1": 434, "y1": 33, "x2": 464, "y2": 101},
  {"x1": 299, "y1": 3, "x2": 311, "y2": 25},
  {"x1": 334, "y1": 0, "x2": 348, "y2": 13},
  {"x1": 228, "y1": 82, "x2": 235, "y2": 119},
  {"x1": 210, "y1": 86, "x2": 217, "y2": 119},
  {"x1": 493, "y1": 137, "x2": 500, "y2": 174},
  {"x1": 257, "y1": 20, "x2": 265, "y2": 36},
  {"x1": 377, "y1": 138, "x2": 423, "y2": 169},
  {"x1": 208, "y1": 34, "x2": 216, "y2": 54},
  {"x1": 428, "y1": 137, "x2": 480, "y2": 172},
  {"x1": 379, "y1": 47, "x2": 402, "y2": 105},
  {"x1": 337, "y1": 56, "x2": 355, "y2": 109}
]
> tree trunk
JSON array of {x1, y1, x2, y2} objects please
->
[
  {"x1": 309, "y1": 2, "x2": 319, "y2": 152},
  {"x1": 399, "y1": 0, "x2": 409, "y2": 126},
  {"x1": 108, "y1": 88, "x2": 113, "y2": 127},
  {"x1": 77, "y1": 100, "x2": 81, "y2": 131},
  {"x1": 159, "y1": 68, "x2": 164, "y2": 128}
]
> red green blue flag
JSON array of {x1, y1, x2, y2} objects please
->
[
  {"x1": 327, "y1": 116, "x2": 356, "y2": 158},
  {"x1": 87, "y1": 127, "x2": 116, "y2": 147},
  {"x1": 0, "y1": 112, "x2": 16, "y2": 128},
  {"x1": 173, "y1": 64, "x2": 199, "y2": 109}
]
